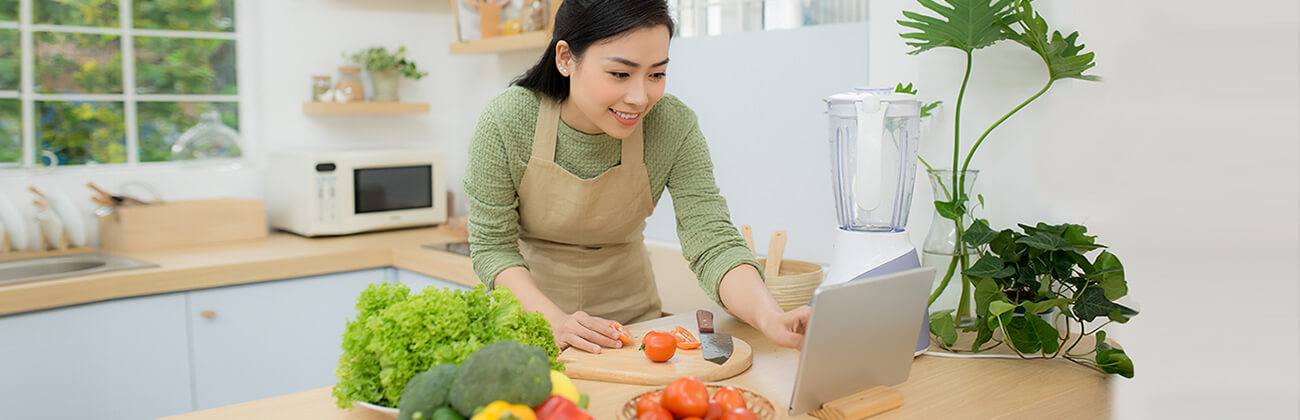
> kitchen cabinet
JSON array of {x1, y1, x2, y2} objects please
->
[
  {"x1": 0, "y1": 294, "x2": 193, "y2": 420},
  {"x1": 396, "y1": 268, "x2": 471, "y2": 292},
  {"x1": 186, "y1": 268, "x2": 387, "y2": 410}
]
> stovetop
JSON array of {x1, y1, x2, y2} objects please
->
[{"x1": 422, "y1": 241, "x2": 470, "y2": 257}]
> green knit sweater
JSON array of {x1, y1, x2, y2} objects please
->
[{"x1": 464, "y1": 86, "x2": 761, "y2": 307}]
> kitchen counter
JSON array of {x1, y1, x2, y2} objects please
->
[
  {"x1": 163, "y1": 308, "x2": 1111, "y2": 420},
  {"x1": 0, "y1": 226, "x2": 719, "y2": 318},
  {"x1": 0, "y1": 227, "x2": 476, "y2": 316},
  {"x1": 4, "y1": 227, "x2": 1111, "y2": 419}
]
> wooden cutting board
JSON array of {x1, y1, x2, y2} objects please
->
[{"x1": 557, "y1": 313, "x2": 753, "y2": 385}]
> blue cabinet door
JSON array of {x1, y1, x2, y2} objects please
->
[
  {"x1": 0, "y1": 294, "x2": 193, "y2": 420},
  {"x1": 186, "y1": 268, "x2": 387, "y2": 410},
  {"x1": 395, "y1": 268, "x2": 471, "y2": 292}
]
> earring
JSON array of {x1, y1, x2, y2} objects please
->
[{"x1": 559, "y1": 66, "x2": 568, "y2": 75}]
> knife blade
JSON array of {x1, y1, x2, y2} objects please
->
[{"x1": 696, "y1": 309, "x2": 733, "y2": 366}]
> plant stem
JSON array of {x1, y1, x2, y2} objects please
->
[
  {"x1": 928, "y1": 256, "x2": 960, "y2": 306},
  {"x1": 959, "y1": 79, "x2": 1053, "y2": 177},
  {"x1": 1084, "y1": 320, "x2": 1114, "y2": 336},
  {"x1": 954, "y1": 50, "x2": 971, "y2": 184}
]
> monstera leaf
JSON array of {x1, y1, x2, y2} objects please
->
[
  {"x1": 1008, "y1": 0, "x2": 1101, "y2": 81},
  {"x1": 898, "y1": 0, "x2": 1017, "y2": 54}
]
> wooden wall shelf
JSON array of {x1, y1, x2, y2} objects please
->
[
  {"x1": 449, "y1": 30, "x2": 551, "y2": 55},
  {"x1": 301, "y1": 102, "x2": 430, "y2": 115}
]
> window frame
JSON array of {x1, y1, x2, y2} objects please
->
[{"x1": 0, "y1": 0, "x2": 252, "y2": 171}]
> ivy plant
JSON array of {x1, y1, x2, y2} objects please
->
[
  {"x1": 898, "y1": 0, "x2": 1101, "y2": 327},
  {"x1": 928, "y1": 220, "x2": 1136, "y2": 377}
]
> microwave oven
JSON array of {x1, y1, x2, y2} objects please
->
[{"x1": 267, "y1": 149, "x2": 447, "y2": 236}]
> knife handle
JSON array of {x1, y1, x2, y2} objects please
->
[{"x1": 697, "y1": 309, "x2": 715, "y2": 333}]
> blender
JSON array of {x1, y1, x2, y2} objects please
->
[{"x1": 824, "y1": 87, "x2": 929, "y2": 354}]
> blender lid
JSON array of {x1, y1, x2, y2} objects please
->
[{"x1": 828, "y1": 88, "x2": 919, "y2": 117}]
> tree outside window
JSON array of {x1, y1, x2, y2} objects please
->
[{"x1": 1, "y1": 0, "x2": 241, "y2": 168}]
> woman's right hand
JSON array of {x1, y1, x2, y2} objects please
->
[{"x1": 553, "y1": 311, "x2": 624, "y2": 354}]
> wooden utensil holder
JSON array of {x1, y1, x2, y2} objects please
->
[
  {"x1": 809, "y1": 386, "x2": 903, "y2": 420},
  {"x1": 98, "y1": 199, "x2": 267, "y2": 251}
]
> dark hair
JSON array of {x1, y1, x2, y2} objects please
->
[{"x1": 512, "y1": 0, "x2": 675, "y2": 101}]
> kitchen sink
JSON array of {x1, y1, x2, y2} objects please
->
[{"x1": 0, "y1": 253, "x2": 158, "y2": 286}]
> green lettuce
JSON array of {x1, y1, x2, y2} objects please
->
[{"x1": 332, "y1": 283, "x2": 559, "y2": 408}]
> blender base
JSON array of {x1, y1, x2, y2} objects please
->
[{"x1": 822, "y1": 229, "x2": 930, "y2": 355}]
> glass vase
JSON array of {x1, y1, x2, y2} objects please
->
[{"x1": 922, "y1": 169, "x2": 980, "y2": 326}]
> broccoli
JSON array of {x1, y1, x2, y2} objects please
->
[{"x1": 448, "y1": 340, "x2": 553, "y2": 416}]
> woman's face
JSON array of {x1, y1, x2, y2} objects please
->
[{"x1": 558, "y1": 25, "x2": 671, "y2": 139}]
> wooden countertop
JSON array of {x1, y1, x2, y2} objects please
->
[
  {"x1": 0, "y1": 227, "x2": 479, "y2": 316},
  {"x1": 163, "y1": 310, "x2": 1112, "y2": 420},
  {"x1": 0, "y1": 226, "x2": 722, "y2": 318}
]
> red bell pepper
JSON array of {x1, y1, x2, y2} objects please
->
[{"x1": 534, "y1": 395, "x2": 594, "y2": 420}]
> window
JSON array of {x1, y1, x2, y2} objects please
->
[
  {"x1": 670, "y1": 0, "x2": 869, "y2": 37},
  {"x1": 0, "y1": 0, "x2": 241, "y2": 169}
]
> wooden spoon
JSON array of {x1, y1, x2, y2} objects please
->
[{"x1": 765, "y1": 230, "x2": 786, "y2": 279}]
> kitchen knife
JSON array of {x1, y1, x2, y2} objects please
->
[{"x1": 696, "y1": 309, "x2": 733, "y2": 366}]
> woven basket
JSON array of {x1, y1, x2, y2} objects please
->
[
  {"x1": 759, "y1": 258, "x2": 825, "y2": 311},
  {"x1": 619, "y1": 384, "x2": 775, "y2": 420}
]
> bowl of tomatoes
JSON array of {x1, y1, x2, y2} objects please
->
[{"x1": 619, "y1": 377, "x2": 774, "y2": 420}]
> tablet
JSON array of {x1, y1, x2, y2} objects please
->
[{"x1": 787, "y1": 267, "x2": 935, "y2": 416}]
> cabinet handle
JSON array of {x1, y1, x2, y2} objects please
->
[{"x1": 200, "y1": 310, "x2": 216, "y2": 319}]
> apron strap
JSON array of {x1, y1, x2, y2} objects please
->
[
  {"x1": 532, "y1": 96, "x2": 645, "y2": 164},
  {"x1": 531, "y1": 97, "x2": 562, "y2": 162}
]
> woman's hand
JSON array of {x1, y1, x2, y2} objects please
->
[
  {"x1": 552, "y1": 311, "x2": 624, "y2": 354},
  {"x1": 758, "y1": 305, "x2": 811, "y2": 349}
]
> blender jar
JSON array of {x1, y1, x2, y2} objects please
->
[{"x1": 827, "y1": 88, "x2": 921, "y2": 232}]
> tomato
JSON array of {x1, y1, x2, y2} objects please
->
[
  {"x1": 662, "y1": 376, "x2": 709, "y2": 418},
  {"x1": 641, "y1": 331, "x2": 677, "y2": 363},
  {"x1": 720, "y1": 407, "x2": 758, "y2": 420},
  {"x1": 672, "y1": 326, "x2": 702, "y2": 350},
  {"x1": 635, "y1": 391, "x2": 664, "y2": 417},
  {"x1": 612, "y1": 322, "x2": 633, "y2": 345},
  {"x1": 703, "y1": 401, "x2": 724, "y2": 420},
  {"x1": 711, "y1": 386, "x2": 746, "y2": 411},
  {"x1": 637, "y1": 405, "x2": 673, "y2": 420}
]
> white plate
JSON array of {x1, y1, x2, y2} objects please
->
[
  {"x1": 0, "y1": 194, "x2": 27, "y2": 251},
  {"x1": 355, "y1": 401, "x2": 399, "y2": 419},
  {"x1": 49, "y1": 188, "x2": 86, "y2": 247}
]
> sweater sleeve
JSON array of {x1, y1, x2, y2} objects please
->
[
  {"x1": 666, "y1": 124, "x2": 764, "y2": 308},
  {"x1": 464, "y1": 106, "x2": 528, "y2": 288}
]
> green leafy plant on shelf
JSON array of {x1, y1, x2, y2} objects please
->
[
  {"x1": 347, "y1": 46, "x2": 428, "y2": 80},
  {"x1": 898, "y1": 0, "x2": 1135, "y2": 377},
  {"x1": 928, "y1": 221, "x2": 1136, "y2": 377}
]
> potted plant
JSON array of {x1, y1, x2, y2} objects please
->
[
  {"x1": 347, "y1": 46, "x2": 428, "y2": 102},
  {"x1": 927, "y1": 220, "x2": 1137, "y2": 377},
  {"x1": 898, "y1": 0, "x2": 1100, "y2": 325},
  {"x1": 897, "y1": 1, "x2": 1136, "y2": 376}
]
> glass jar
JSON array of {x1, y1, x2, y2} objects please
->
[
  {"x1": 336, "y1": 66, "x2": 365, "y2": 102},
  {"x1": 522, "y1": 0, "x2": 547, "y2": 32},
  {"x1": 922, "y1": 169, "x2": 981, "y2": 326},
  {"x1": 311, "y1": 75, "x2": 331, "y2": 102},
  {"x1": 171, "y1": 111, "x2": 242, "y2": 160}
]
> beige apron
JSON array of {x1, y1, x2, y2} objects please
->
[{"x1": 515, "y1": 97, "x2": 662, "y2": 325}]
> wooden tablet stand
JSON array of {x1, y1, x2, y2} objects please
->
[{"x1": 809, "y1": 386, "x2": 903, "y2": 420}]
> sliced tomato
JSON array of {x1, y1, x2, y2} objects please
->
[
  {"x1": 673, "y1": 326, "x2": 702, "y2": 350},
  {"x1": 612, "y1": 322, "x2": 633, "y2": 345}
]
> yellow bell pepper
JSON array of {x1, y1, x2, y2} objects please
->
[
  {"x1": 470, "y1": 401, "x2": 536, "y2": 420},
  {"x1": 550, "y1": 370, "x2": 580, "y2": 404}
]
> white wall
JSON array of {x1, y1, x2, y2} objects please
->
[
  {"x1": 872, "y1": 0, "x2": 1299, "y2": 418},
  {"x1": 644, "y1": 22, "x2": 869, "y2": 262}
]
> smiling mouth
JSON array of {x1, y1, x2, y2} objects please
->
[{"x1": 610, "y1": 108, "x2": 641, "y2": 125}]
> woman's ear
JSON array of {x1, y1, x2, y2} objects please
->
[{"x1": 555, "y1": 40, "x2": 574, "y2": 77}]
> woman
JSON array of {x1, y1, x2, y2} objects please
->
[{"x1": 464, "y1": 0, "x2": 809, "y2": 354}]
